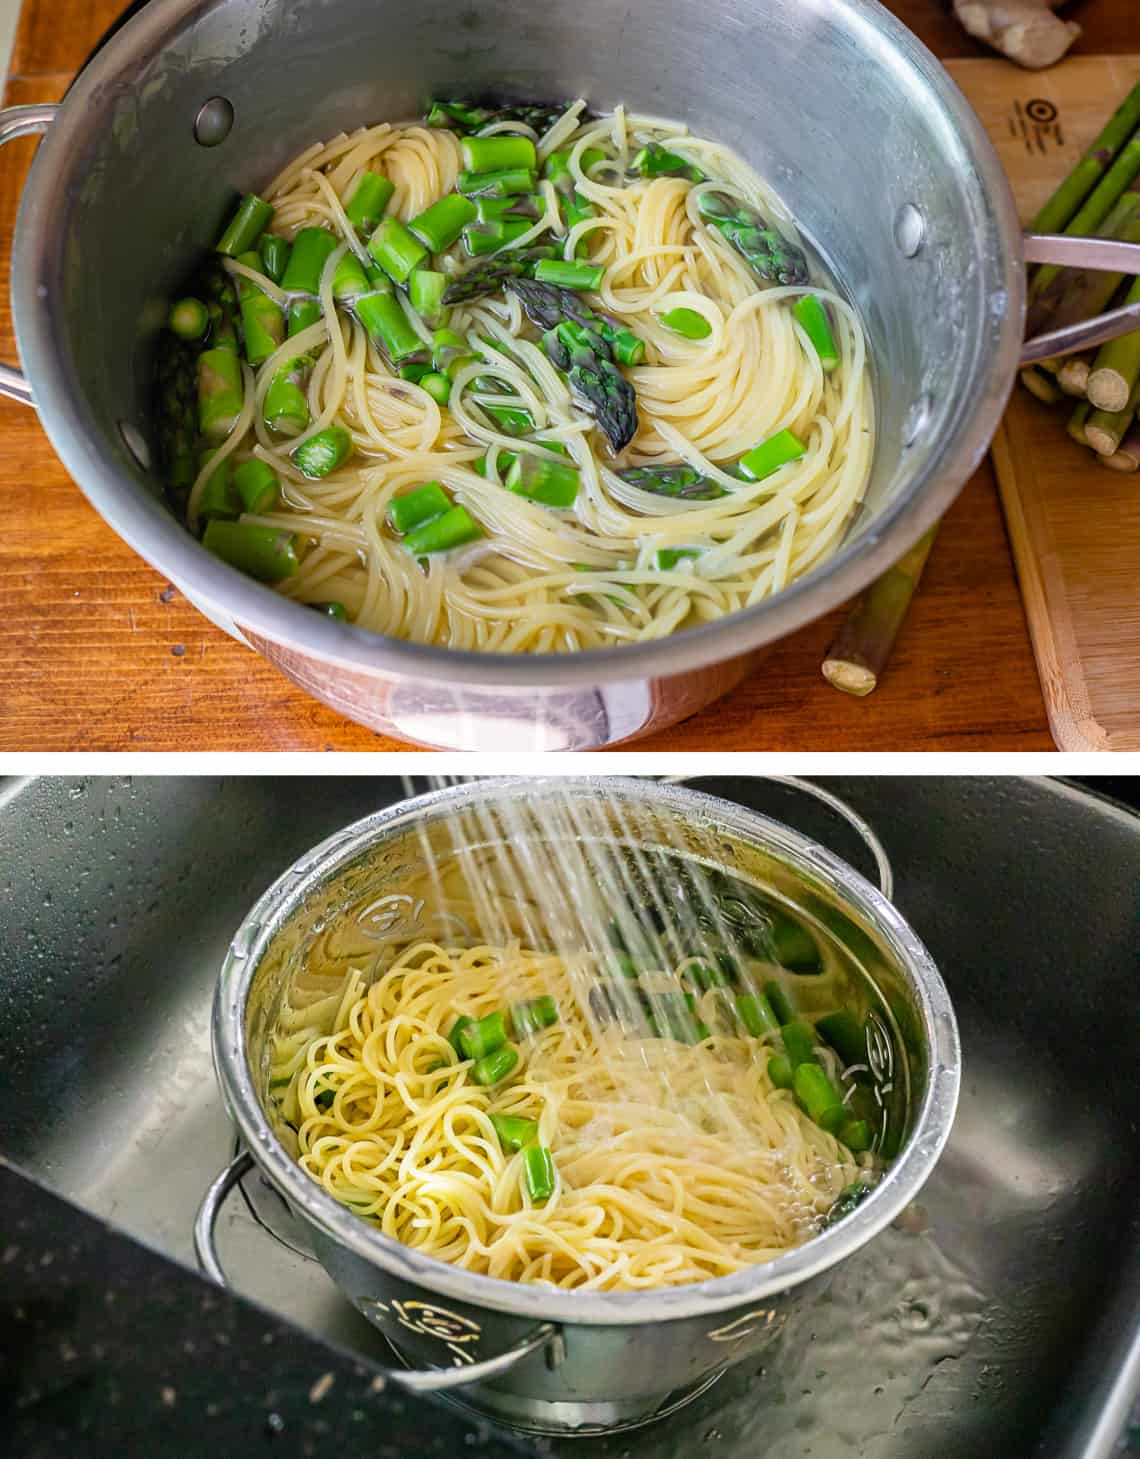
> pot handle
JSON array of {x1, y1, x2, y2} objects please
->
[
  {"x1": 194, "y1": 1151, "x2": 560, "y2": 1393},
  {"x1": 661, "y1": 775, "x2": 893, "y2": 899},
  {"x1": 0, "y1": 103, "x2": 58, "y2": 408},
  {"x1": 1020, "y1": 232, "x2": 1140, "y2": 365}
]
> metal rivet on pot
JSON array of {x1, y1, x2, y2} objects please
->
[
  {"x1": 119, "y1": 421, "x2": 151, "y2": 470},
  {"x1": 194, "y1": 97, "x2": 235, "y2": 147},
  {"x1": 893, "y1": 203, "x2": 925, "y2": 257},
  {"x1": 903, "y1": 392, "x2": 932, "y2": 447}
]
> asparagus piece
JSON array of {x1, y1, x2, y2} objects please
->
[
  {"x1": 839, "y1": 1119, "x2": 873, "y2": 1153},
  {"x1": 1102, "y1": 422, "x2": 1140, "y2": 473},
  {"x1": 1030, "y1": 124, "x2": 1140, "y2": 300},
  {"x1": 202, "y1": 521, "x2": 299, "y2": 580},
  {"x1": 822, "y1": 524, "x2": 938, "y2": 697},
  {"x1": 232, "y1": 458, "x2": 280, "y2": 513},
  {"x1": 280, "y1": 226, "x2": 339, "y2": 294},
  {"x1": 235, "y1": 251, "x2": 285, "y2": 367},
  {"x1": 632, "y1": 143, "x2": 705, "y2": 183},
  {"x1": 826, "y1": 1182, "x2": 871, "y2": 1228},
  {"x1": 198, "y1": 450, "x2": 239, "y2": 521},
  {"x1": 293, "y1": 425, "x2": 353, "y2": 478},
  {"x1": 1067, "y1": 399, "x2": 1092, "y2": 446},
  {"x1": 793, "y1": 1062, "x2": 845, "y2": 1133},
  {"x1": 489, "y1": 1114, "x2": 539, "y2": 1152},
  {"x1": 657, "y1": 547, "x2": 700, "y2": 569},
  {"x1": 767, "y1": 1054, "x2": 794, "y2": 1089},
  {"x1": 658, "y1": 306, "x2": 711, "y2": 340},
  {"x1": 735, "y1": 992, "x2": 779, "y2": 1037},
  {"x1": 197, "y1": 341, "x2": 244, "y2": 441},
  {"x1": 462, "y1": 135, "x2": 537, "y2": 172},
  {"x1": 355, "y1": 290, "x2": 424, "y2": 364},
  {"x1": 216, "y1": 194, "x2": 274, "y2": 257},
  {"x1": 447, "y1": 1014, "x2": 475, "y2": 1055},
  {"x1": 345, "y1": 171, "x2": 395, "y2": 234},
  {"x1": 510, "y1": 995, "x2": 559, "y2": 1038},
  {"x1": 616, "y1": 464, "x2": 727, "y2": 499},
  {"x1": 441, "y1": 245, "x2": 555, "y2": 304},
  {"x1": 168, "y1": 297, "x2": 209, "y2": 341},
  {"x1": 505, "y1": 452, "x2": 581, "y2": 507},
  {"x1": 1084, "y1": 403, "x2": 1134, "y2": 458},
  {"x1": 507, "y1": 277, "x2": 639, "y2": 450},
  {"x1": 696, "y1": 190, "x2": 809, "y2": 286},
  {"x1": 332, "y1": 252, "x2": 370, "y2": 305},
  {"x1": 1031, "y1": 83, "x2": 1140, "y2": 234},
  {"x1": 457, "y1": 167, "x2": 537, "y2": 198},
  {"x1": 815, "y1": 1010, "x2": 866, "y2": 1068},
  {"x1": 1020, "y1": 365, "x2": 1063, "y2": 404},
  {"x1": 1026, "y1": 177, "x2": 1140, "y2": 338},
  {"x1": 476, "y1": 194, "x2": 543, "y2": 223},
  {"x1": 521, "y1": 1144, "x2": 556, "y2": 1202},
  {"x1": 739, "y1": 428, "x2": 806, "y2": 481},
  {"x1": 459, "y1": 1011, "x2": 507, "y2": 1060},
  {"x1": 463, "y1": 218, "x2": 532, "y2": 256},
  {"x1": 154, "y1": 334, "x2": 199, "y2": 494},
  {"x1": 408, "y1": 269, "x2": 448, "y2": 326},
  {"x1": 368, "y1": 217, "x2": 429, "y2": 284},
  {"x1": 410, "y1": 193, "x2": 478, "y2": 252},
  {"x1": 402, "y1": 504, "x2": 483, "y2": 555},
  {"x1": 482, "y1": 404, "x2": 535, "y2": 435},
  {"x1": 1058, "y1": 357, "x2": 1091, "y2": 397},
  {"x1": 388, "y1": 481, "x2": 450, "y2": 533},
  {"x1": 534, "y1": 259, "x2": 605, "y2": 290},
  {"x1": 1086, "y1": 278, "x2": 1140, "y2": 412},
  {"x1": 264, "y1": 355, "x2": 312, "y2": 435},
  {"x1": 259, "y1": 234, "x2": 291, "y2": 284},
  {"x1": 420, "y1": 372, "x2": 451, "y2": 405},
  {"x1": 425, "y1": 100, "x2": 568, "y2": 136},
  {"x1": 793, "y1": 294, "x2": 839, "y2": 372},
  {"x1": 544, "y1": 150, "x2": 600, "y2": 259}
]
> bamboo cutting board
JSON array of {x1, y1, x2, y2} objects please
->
[{"x1": 947, "y1": 55, "x2": 1140, "y2": 752}]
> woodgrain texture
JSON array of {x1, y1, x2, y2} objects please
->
[
  {"x1": 955, "y1": 53, "x2": 1140, "y2": 751},
  {"x1": 1, "y1": 0, "x2": 1125, "y2": 754}
]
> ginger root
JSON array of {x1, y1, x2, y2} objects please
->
[{"x1": 952, "y1": 0, "x2": 1081, "y2": 70}]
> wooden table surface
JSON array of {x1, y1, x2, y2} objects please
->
[{"x1": 0, "y1": 0, "x2": 1123, "y2": 752}]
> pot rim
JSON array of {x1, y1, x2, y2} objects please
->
[
  {"x1": 11, "y1": 0, "x2": 1025, "y2": 688},
  {"x1": 212, "y1": 777, "x2": 961, "y2": 1326}
]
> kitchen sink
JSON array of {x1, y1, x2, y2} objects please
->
[{"x1": 0, "y1": 775, "x2": 1137, "y2": 1459}]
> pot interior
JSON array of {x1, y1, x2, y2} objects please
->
[{"x1": 18, "y1": 0, "x2": 1019, "y2": 642}]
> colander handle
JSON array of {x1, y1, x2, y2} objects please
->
[
  {"x1": 662, "y1": 775, "x2": 893, "y2": 899},
  {"x1": 1020, "y1": 232, "x2": 1140, "y2": 365},
  {"x1": 0, "y1": 104, "x2": 58, "y2": 407},
  {"x1": 193, "y1": 1151, "x2": 560, "y2": 1393}
]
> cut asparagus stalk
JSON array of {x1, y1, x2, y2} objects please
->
[
  {"x1": 368, "y1": 217, "x2": 429, "y2": 284},
  {"x1": 279, "y1": 226, "x2": 339, "y2": 296},
  {"x1": 657, "y1": 306, "x2": 711, "y2": 340},
  {"x1": 1031, "y1": 123, "x2": 1140, "y2": 300},
  {"x1": 232, "y1": 458, "x2": 280, "y2": 513},
  {"x1": 332, "y1": 252, "x2": 370, "y2": 305},
  {"x1": 264, "y1": 356, "x2": 312, "y2": 435},
  {"x1": 425, "y1": 100, "x2": 568, "y2": 135},
  {"x1": 408, "y1": 269, "x2": 448, "y2": 325},
  {"x1": 1057, "y1": 357, "x2": 1091, "y2": 397},
  {"x1": 475, "y1": 194, "x2": 543, "y2": 223},
  {"x1": 203, "y1": 520, "x2": 299, "y2": 580},
  {"x1": 632, "y1": 143, "x2": 705, "y2": 183},
  {"x1": 355, "y1": 290, "x2": 424, "y2": 364},
  {"x1": 461, "y1": 135, "x2": 537, "y2": 172},
  {"x1": 344, "y1": 171, "x2": 395, "y2": 234},
  {"x1": 1102, "y1": 422, "x2": 1140, "y2": 472},
  {"x1": 822, "y1": 525, "x2": 938, "y2": 697},
  {"x1": 1085, "y1": 279, "x2": 1140, "y2": 412},
  {"x1": 216, "y1": 194, "x2": 274, "y2": 257},
  {"x1": 259, "y1": 234, "x2": 291, "y2": 284},
  {"x1": 419, "y1": 371, "x2": 451, "y2": 405},
  {"x1": 292, "y1": 425, "x2": 353, "y2": 478},
  {"x1": 198, "y1": 450, "x2": 239, "y2": 521},
  {"x1": 409, "y1": 193, "x2": 477, "y2": 252},
  {"x1": 696, "y1": 190, "x2": 809, "y2": 286},
  {"x1": 287, "y1": 299, "x2": 322, "y2": 338},
  {"x1": 154, "y1": 334, "x2": 199, "y2": 493},
  {"x1": 738, "y1": 428, "x2": 806, "y2": 481},
  {"x1": 168, "y1": 297, "x2": 209, "y2": 341},
  {"x1": 235, "y1": 251, "x2": 285, "y2": 367},
  {"x1": 505, "y1": 452, "x2": 581, "y2": 507},
  {"x1": 197, "y1": 343, "x2": 244, "y2": 440},
  {"x1": 1085, "y1": 382, "x2": 1140, "y2": 456},
  {"x1": 402, "y1": 504, "x2": 483, "y2": 555},
  {"x1": 1067, "y1": 399, "x2": 1092, "y2": 446},
  {"x1": 793, "y1": 294, "x2": 839, "y2": 372},
  {"x1": 533, "y1": 259, "x2": 605, "y2": 290},
  {"x1": 456, "y1": 167, "x2": 537, "y2": 198},
  {"x1": 1020, "y1": 365, "x2": 1064, "y2": 403},
  {"x1": 388, "y1": 481, "x2": 451, "y2": 533},
  {"x1": 463, "y1": 217, "x2": 533, "y2": 256},
  {"x1": 1031, "y1": 82, "x2": 1140, "y2": 234}
]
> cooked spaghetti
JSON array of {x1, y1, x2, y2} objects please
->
[
  {"x1": 267, "y1": 936, "x2": 873, "y2": 1290},
  {"x1": 159, "y1": 98, "x2": 874, "y2": 653}
]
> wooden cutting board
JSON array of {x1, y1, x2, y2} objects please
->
[{"x1": 947, "y1": 55, "x2": 1140, "y2": 752}]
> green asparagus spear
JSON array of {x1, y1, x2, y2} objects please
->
[
  {"x1": 441, "y1": 246, "x2": 555, "y2": 304},
  {"x1": 1086, "y1": 278, "x2": 1140, "y2": 413},
  {"x1": 767, "y1": 1054, "x2": 794, "y2": 1089},
  {"x1": 409, "y1": 193, "x2": 478, "y2": 252},
  {"x1": 408, "y1": 269, "x2": 448, "y2": 326},
  {"x1": 463, "y1": 218, "x2": 533, "y2": 256},
  {"x1": 508, "y1": 278, "x2": 638, "y2": 451},
  {"x1": 521, "y1": 1144, "x2": 556, "y2": 1201},
  {"x1": 388, "y1": 481, "x2": 451, "y2": 533},
  {"x1": 292, "y1": 426, "x2": 353, "y2": 479},
  {"x1": 402, "y1": 505, "x2": 483, "y2": 555},
  {"x1": 197, "y1": 450, "x2": 239, "y2": 521},
  {"x1": 154, "y1": 334, "x2": 199, "y2": 494},
  {"x1": 216, "y1": 194, "x2": 274, "y2": 257},
  {"x1": 616, "y1": 464, "x2": 727, "y2": 499},
  {"x1": 505, "y1": 452, "x2": 581, "y2": 507},
  {"x1": 658, "y1": 307, "x2": 711, "y2": 339},
  {"x1": 332, "y1": 252, "x2": 370, "y2": 305},
  {"x1": 1031, "y1": 83, "x2": 1140, "y2": 233},
  {"x1": 696, "y1": 190, "x2": 809, "y2": 286},
  {"x1": 355, "y1": 290, "x2": 425, "y2": 364},
  {"x1": 425, "y1": 101, "x2": 569, "y2": 136},
  {"x1": 368, "y1": 217, "x2": 429, "y2": 284},
  {"x1": 793, "y1": 1062, "x2": 845, "y2": 1133},
  {"x1": 197, "y1": 343, "x2": 244, "y2": 441},
  {"x1": 632, "y1": 143, "x2": 705, "y2": 183},
  {"x1": 280, "y1": 227, "x2": 339, "y2": 295},
  {"x1": 168, "y1": 297, "x2": 210, "y2": 341},
  {"x1": 345, "y1": 172, "x2": 395, "y2": 234},
  {"x1": 259, "y1": 234, "x2": 291, "y2": 284},
  {"x1": 203, "y1": 521, "x2": 299, "y2": 580},
  {"x1": 264, "y1": 356, "x2": 312, "y2": 435},
  {"x1": 470, "y1": 1043, "x2": 519, "y2": 1086},
  {"x1": 459, "y1": 1011, "x2": 508, "y2": 1060},
  {"x1": 534, "y1": 259, "x2": 605, "y2": 290},
  {"x1": 793, "y1": 295, "x2": 839, "y2": 371},
  {"x1": 457, "y1": 167, "x2": 537, "y2": 198},
  {"x1": 462, "y1": 135, "x2": 537, "y2": 172},
  {"x1": 475, "y1": 194, "x2": 543, "y2": 224},
  {"x1": 235, "y1": 251, "x2": 285, "y2": 367},
  {"x1": 489, "y1": 1114, "x2": 539, "y2": 1152},
  {"x1": 232, "y1": 458, "x2": 280, "y2": 513}
]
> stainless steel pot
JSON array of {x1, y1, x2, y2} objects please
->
[
  {"x1": 198, "y1": 777, "x2": 960, "y2": 1434},
  {"x1": 6, "y1": 0, "x2": 1138, "y2": 750}
]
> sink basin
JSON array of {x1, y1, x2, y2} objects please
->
[{"x1": 1, "y1": 775, "x2": 1137, "y2": 1459}]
